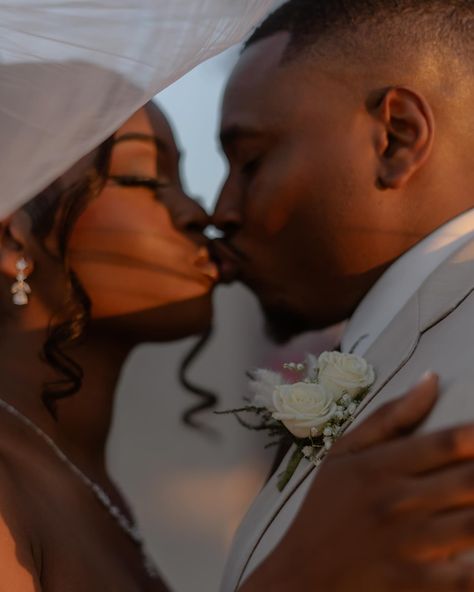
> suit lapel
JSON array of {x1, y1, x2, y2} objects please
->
[
  {"x1": 224, "y1": 237, "x2": 474, "y2": 592},
  {"x1": 223, "y1": 296, "x2": 422, "y2": 591},
  {"x1": 418, "y1": 239, "x2": 474, "y2": 332},
  {"x1": 348, "y1": 290, "x2": 421, "y2": 419},
  {"x1": 220, "y1": 444, "x2": 317, "y2": 592}
]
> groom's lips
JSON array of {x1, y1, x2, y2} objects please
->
[{"x1": 209, "y1": 240, "x2": 244, "y2": 283}]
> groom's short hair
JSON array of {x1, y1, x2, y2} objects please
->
[{"x1": 245, "y1": 0, "x2": 473, "y2": 71}]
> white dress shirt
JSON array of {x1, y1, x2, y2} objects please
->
[{"x1": 342, "y1": 208, "x2": 474, "y2": 356}]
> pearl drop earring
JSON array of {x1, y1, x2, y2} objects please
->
[{"x1": 11, "y1": 257, "x2": 31, "y2": 306}]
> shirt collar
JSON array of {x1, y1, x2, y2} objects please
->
[{"x1": 341, "y1": 208, "x2": 474, "y2": 356}]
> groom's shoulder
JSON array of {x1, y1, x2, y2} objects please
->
[
  {"x1": 221, "y1": 236, "x2": 474, "y2": 592},
  {"x1": 379, "y1": 234, "x2": 474, "y2": 397},
  {"x1": 416, "y1": 235, "x2": 474, "y2": 332}
]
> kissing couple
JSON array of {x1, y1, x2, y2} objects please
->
[{"x1": 1, "y1": 1, "x2": 474, "y2": 591}]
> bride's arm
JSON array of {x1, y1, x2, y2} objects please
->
[{"x1": 0, "y1": 478, "x2": 41, "y2": 591}]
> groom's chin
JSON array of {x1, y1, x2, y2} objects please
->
[{"x1": 262, "y1": 305, "x2": 312, "y2": 344}]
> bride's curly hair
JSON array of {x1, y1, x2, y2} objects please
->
[
  {"x1": 22, "y1": 141, "x2": 114, "y2": 419},
  {"x1": 21, "y1": 135, "x2": 217, "y2": 427}
]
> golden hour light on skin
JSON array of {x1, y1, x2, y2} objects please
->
[{"x1": 68, "y1": 106, "x2": 218, "y2": 320}]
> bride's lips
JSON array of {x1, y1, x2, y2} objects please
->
[
  {"x1": 209, "y1": 240, "x2": 243, "y2": 283},
  {"x1": 192, "y1": 246, "x2": 220, "y2": 282}
]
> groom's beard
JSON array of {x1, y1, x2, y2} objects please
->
[{"x1": 262, "y1": 304, "x2": 312, "y2": 344}]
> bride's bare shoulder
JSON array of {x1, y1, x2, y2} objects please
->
[{"x1": 0, "y1": 458, "x2": 42, "y2": 591}]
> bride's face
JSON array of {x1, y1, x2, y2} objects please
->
[{"x1": 67, "y1": 104, "x2": 218, "y2": 341}]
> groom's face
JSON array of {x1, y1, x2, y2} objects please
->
[{"x1": 214, "y1": 34, "x2": 396, "y2": 340}]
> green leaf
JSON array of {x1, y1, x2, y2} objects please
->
[{"x1": 277, "y1": 447, "x2": 304, "y2": 492}]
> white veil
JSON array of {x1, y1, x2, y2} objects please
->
[{"x1": 0, "y1": 0, "x2": 276, "y2": 216}]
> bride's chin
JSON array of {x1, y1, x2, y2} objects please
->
[
  {"x1": 157, "y1": 292, "x2": 214, "y2": 341},
  {"x1": 92, "y1": 292, "x2": 214, "y2": 343}
]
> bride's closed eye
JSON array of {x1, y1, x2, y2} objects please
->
[
  {"x1": 110, "y1": 131, "x2": 177, "y2": 191},
  {"x1": 108, "y1": 175, "x2": 172, "y2": 197}
]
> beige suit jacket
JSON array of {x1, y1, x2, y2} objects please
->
[{"x1": 221, "y1": 236, "x2": 474, "y2": 592}]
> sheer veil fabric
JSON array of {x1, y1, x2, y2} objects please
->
[{"x1": 0, "y1": 0, "x2": 276, "y2": 216}]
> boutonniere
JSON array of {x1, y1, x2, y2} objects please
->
[{"x1": 218, "y1": 351, "x2": 375, "y2": 491}]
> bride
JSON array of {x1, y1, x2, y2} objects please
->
[{"x1": 0, "y1": 101, "x2": 218, "y2": 591}]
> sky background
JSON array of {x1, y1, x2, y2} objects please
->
[{"x1": 156, "y1": 47, "x2": 239, "y2": 212}]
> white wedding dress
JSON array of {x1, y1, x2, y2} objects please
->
[{"x1": 0, "y1": 0, "x2": 276, "y2": 216}]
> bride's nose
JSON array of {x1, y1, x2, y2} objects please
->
[{"x1": 171, "y1": 191, "x2": 210, "y2": 239}]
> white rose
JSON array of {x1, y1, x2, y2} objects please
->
[
  {"x1": 317, "y1": 351, "x2": 375, "y2": 400},
  {"x1": 249, "y1": 368, "x2": 282, "y2": 412},
  {"x1": 272, "y1": 382, "x2": 337, "y2": 439}
]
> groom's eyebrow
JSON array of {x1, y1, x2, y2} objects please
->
[{"x1": 219, "y1": 125, "x2": 262, "y2": 148}]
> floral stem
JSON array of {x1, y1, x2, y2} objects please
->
[{"x1": 277, "y1": 447, "x2": 304, "y2": 492}]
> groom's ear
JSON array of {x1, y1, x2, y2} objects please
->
[
  {"x1": 0, "y1": 213, "x2": 34, "y2": 278},
  {"x1": 371, "y1": 87, "x2": 434, "y2": 190}
]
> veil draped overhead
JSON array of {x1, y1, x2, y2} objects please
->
[{"x1": 0, "y1": 0, "x2": 276, "y2": 216}]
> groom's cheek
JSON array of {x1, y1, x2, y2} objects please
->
[{"x1": 246, "y1": 156, "x2": 310, "y2": 238}]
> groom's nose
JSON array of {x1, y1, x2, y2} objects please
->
[{"x1": 212, "y1": 188, "x2": 243, "y2": 238}]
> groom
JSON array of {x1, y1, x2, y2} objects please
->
[{"x1": 213, "y1": 0, "x2": 474, "y2": 590}]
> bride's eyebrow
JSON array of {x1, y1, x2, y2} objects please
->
[{"x1": 113, "y1": 132, "x2": 182, "y2": 162}]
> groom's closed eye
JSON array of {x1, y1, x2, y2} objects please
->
[
  {"x1": 242, "y1": 157, "x2": 262, "y2": 177},
  {"x1": 224, "y1": 141, "x2": 268, "y2": 180},
  {"x1": 220, "y1": 125, "x2": 267, "y2": 157}
]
